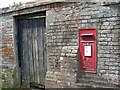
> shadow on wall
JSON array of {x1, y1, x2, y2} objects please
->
[{"x1": 76, "y1": 47, "x2": 86, "y2": 83}]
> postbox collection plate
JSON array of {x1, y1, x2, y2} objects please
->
[{"x1": 84, "y1": 45, "x2": 91, "y2": 56}]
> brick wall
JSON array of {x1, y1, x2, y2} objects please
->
[
  {"x1": 0, "y1": 9, "x2": 2, "y2": 89},
  {"x1": 0, "y1": 1, "x2": 120, "y2": 88},
  {"x1": 1, "y1": 13, "x2": 15, "y2": 88},
  {"x1": 45, "y1": 2, "x2": 120, "y2": 88}
]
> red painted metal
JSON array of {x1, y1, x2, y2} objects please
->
[{"x1": 79, "y1": 29, "x2": 96, "y2": 73}]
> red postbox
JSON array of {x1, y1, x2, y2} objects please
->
[{"x1": 79, "y1": 29, "x2": 96, "y2": 73}]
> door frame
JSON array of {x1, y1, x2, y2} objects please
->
[{"x1": 13, "y1": 11, "x2": 47, "y2": 88}]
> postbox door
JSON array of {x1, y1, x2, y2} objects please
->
[
  {"x1": 79, "y1": 29, "x2": 96, "y2": 73},
  {"x1": 81, "y1": 42, "x2": 95, "y2": 71}
]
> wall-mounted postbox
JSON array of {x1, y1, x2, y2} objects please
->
[{"x1": 79, "y1": 29, "x2": 96, "y2": 73}]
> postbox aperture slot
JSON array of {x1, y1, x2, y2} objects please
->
[
  {"x1": 81, "y1": 34, "x2": 93, "y2": 37},
  {"x1": 81, "y1": 34, "x2": 94, "y2": 41}
]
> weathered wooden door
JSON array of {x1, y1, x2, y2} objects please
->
[{"x1": 17, "y1": 13, "x2": 46, "y2": 88}]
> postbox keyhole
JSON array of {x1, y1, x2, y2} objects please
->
[{"x1": 85, "y1": 42, "x2": 89, "y2": 45}]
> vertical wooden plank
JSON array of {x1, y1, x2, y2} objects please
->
[
  {"x1": 37, "y1": 21, "x2": 43, "y2": 85},
  {"x1": 20, "y1": 20, "x2": 26, "y2": 87},
  {"x1": 31, "y1": 19, "x2": 35, "y2": 83},
  {"x1": 34, "y1": 19, "x2": 40, "y2": 84},
  {"x1": 27, "y1": 19, "x2": 34, "y2": 83},
  {"x1": 37, "y1": 18, "x2": 44, "y2": 85},
  {"x1": 26, "y1": 20, "x2": 30, "y2": 87},
  {"x1": 42, "y1": 17, "x2": 47, "y2": 84},
  {"x1": 32, "y1": 19, "x2": 39, "y2": 84},
  {"x1": 32, "y1": 19, "x2": 37, "y2": 84},
  {"x1": 24, "y1": 19, "x2": 30, "y2": 88},
  {"x1": 18, "y1": 20, "x2": 23, "y2": 86},
  {"x1": 19, "y1": 20, "x2": 27, "y2": 87},
  {"x1": 42, "y1": 18, "x2": 46, "y2": 84}
]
